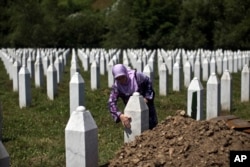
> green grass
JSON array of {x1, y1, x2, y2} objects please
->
[{"x1": 1, "y1": 55, "x2": 250, "y2": 166}]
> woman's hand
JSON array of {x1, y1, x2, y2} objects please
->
[{"x1": 119, "y1": 114, "x2": 131, "y2": 128}]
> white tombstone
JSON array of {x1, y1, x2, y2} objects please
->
[
  {"x1": 22, "y1": 51, "x2": 27, "y2": 66},
  {"x1": 157, "y1": 55, "x2": 164, "y2": 75},
  {"x1": 136, "y1": 56, "x2": 143, "y2": 72},
  {"x1": 210, "y1": 57, "x2": 216, "y2": 75},
  {"x1": 47, "y1": 64, "x2": 57, "y2": 100},
  {"x1": 243, "y1": 54, "x2": 249, "y2": 67},
  {"x1": 91, "y1": 61, "x2": 100, "y2": 90},
  {"x1": 48, "y1": 52, "x2": 54, "y2": 67},
  {"x1": 70, "y1": 49, "x2": 79, "y2": 76},
  {"x1": 5, "y1": 56, "x2": 11, "y2": 78},
  {"x1": 233, "y1": 53, "x2": 238, "y2": 73},
  {"x1": 42, "y1": 55, "x2": 49, "y2": 76},
  {"x1": 241, "y1": 64, "x2": 250, "y2": 102},
  {"x1": 123, "y1": 58, "x2": 130, "y2": 68},
  {"x1": 222, "y1": 55, "x2": 228, "y2": 72},
  {"x1": 148, "y1": 54, "x2": 155, "y2": 77},
  {"x1": 70, "y1": 72, "x2": 85, "y2": 115},
  {"x1": 100, "y1": 54, "x2": 106, "y2": 75},
  {"x1": 175, "y1": 53, "x2": 182, "y2": 67},
  {"x1": 0, "y1": 141, "x2": 10, "y2": 167},
  {"x1": 59, "y1": 55, "x2": 64, "y2": 72},
  {"x1": 18, "y1": 65, "x2": 31, "y2": 108},
  {"x1": 71, "y1": 49, "x2": 77, "y2": 64},
  {"x1": 112, "y1": 53, "x2": 119, "y2": 64},
  {"x1": 13, "y1": 60, "x2": 21, "y2": 92},
  {"x1": 166, "y1": 55, "x2": 173, "y2": 75},
  {"x1": 194, "y1": 58, "x2": 201, "y2": 80},
  {"x1": 187, "y1": 77, "x2": 204, "y2": 120},
  {"x1": 220, "y1": 70, "x2": 232, "y2": 111},
  {"x1": 202, "y1": 58, "x2": 210, "y2": 81},
  {"x1": 173, "y1": 62, "x2": 181, "y2": 91},
  {"x1": 228, "y1": 54, "x2": 234, "y2": 73},
  {"x1": 124, "y1": 92, "x2": 149, "y2": 143},
  {"x1": 65, "y1": 106, "x2": 98, "y2": 167},
  {"x1": 143, "y1": 64, "x2": 153, "y2": 82},
  {"x1": 189, "y1": 53, "x2": 195, "y2": 72},
  {"x1": 70, "y1": 61, "x2": 80, "y2": 79},
  {"x1": 238, "y1": 54, "x2": 242, "y2": 71},
  {"x1": 95, "y1": 52, "x2": 100, "y2": 65},
  {"x1": 8, "y1": 57, "x2": 14, "y2": 80},
  {"x1": 63, "y1": 50, "x2": 69, "y2": 66},
  {"x1": 83, "y1": 53, "x2": 90, "y2": 71},
  {"x1": 65, "y1": 49, "x2": 71, "y2": 62},
  {"x1": 108, "y1": 60, "x2": 115, "y2": 88},
  {"x1": 54, "y1": 57, "x2": 62, "y2": 84},
  {"x1": 142, "y1": 54, "x2": 147, "y2": 67},
  {"x1": 129, "y1": 50, "x2": 138, "y2": 68},
  {"x1": 27, "y1": 54, "x2": 34, "y2": 78},
  {"x1": 184, "y1": 61, "x2": 192, "y2": 88},
  {"x1": 159, "y1": 63, "x2": 168, "y2": 96},
  {"x1": 34, "y1": 54, "x2": 44, "y2": 87},
  {"x1": 216, "y1": 56, "x2": 223, "y2": 75},
  {"x1": 104, "y1": 53, "x2": 110, "y2": 71},
  {"x1": 206, "y1": 73, "x2": 220, "y2": 120}
]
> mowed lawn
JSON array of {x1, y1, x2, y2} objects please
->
[{"x1": 1, "y1": 54, "x2": 250, "y2": 166}]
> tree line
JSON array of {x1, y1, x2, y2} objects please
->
[{"x1": 0, "y1": 0, "x2": 250, "y2": 50}]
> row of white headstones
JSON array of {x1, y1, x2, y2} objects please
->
[{"x1": 0, "y1": 48, "x2": 250, "y2": 166}]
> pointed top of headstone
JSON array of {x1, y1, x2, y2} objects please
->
[
  {"x1": 174, "y1": 61, "x2": 180, "y2": 67},
  {"x1": 91, "y1": 60, "x2": 98, "y2": 67},
  {"x1": 76, "y1": 106, "x2": 86, "y2": 112},
  {"x1": 207, "y1": 73, "x2": 219, "y2": 84},
  {"x1": 19, "y1": 65, "x2": 29, "y2": 74},
  {"x1": 133, "y1": 92, "x2": 140, "y2": 96},
  {"x1": 124, "y1": 92, "x2": 148, "y2": 112},
  {"x1": 47, "y1": 63, "x2": 56, "y2": 71},
  {"x1": 143, "y1": 64, "x2": 152, "y2": 72},
  {"x1": 70, "y1": 72, "x2": 84, "y2": 83},
  {"x1": 184, "y1": 61, "x2": 191, "y2": 66},
  {"x1": 160, "y1": 63, "x2": 167, "y2": 71},
  {"x1": 221, "y1": 70, "x2": 232, "y2": 80},
  {"x1": 242, "y1": 64, "x2": 249, "y2": 72},
  {"x1": 210, "y1": 56, "x2": 216, "y2": 62},
  {"x1": 188, "y1": 77, "x2": 204, "y2": 90},
  {"x1": 13, "y1": 60, "x2": 20, "y2": 66}
]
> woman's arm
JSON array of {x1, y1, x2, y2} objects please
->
[{"x1": 108, "y1": 85, "x2": 122, "y2": 123}]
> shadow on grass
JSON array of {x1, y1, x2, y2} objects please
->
[{"x1": 2, "y1": 137, "x2": 16, "y2": 142}]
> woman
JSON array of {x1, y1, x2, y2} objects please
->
[{"x1": 108, "y1": 64, "x2": 158, "y2": 129}]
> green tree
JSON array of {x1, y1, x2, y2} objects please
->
[
  {"x1": 7, "y1": 0, "x2": 46, "y2": 47},
  {"x1": 173, "y1": 0, "x2": 210, "y2": 49},
  {"x1": 0, "y1": 0, "x2": 10, "y2": 47},
  {"x1": 103, "y1": 0, "x2": 182, "y2": 49},
  {"x1": 142, "y1": 0, "x2": 182, "y2": 49},
  {"x1": 213, "y1": 0, "x2": 250, "y2": 50},
  {"x1": 102, "y1": 0, "x2": 140, "y2": 49}
]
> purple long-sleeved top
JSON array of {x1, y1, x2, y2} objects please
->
[{"x1": 108, "y1": 71, "x2": 156, "y2": 123}]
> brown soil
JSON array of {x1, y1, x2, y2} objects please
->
[{"x1": 108, "y1": 111, "x2": 250, "y2": 167}]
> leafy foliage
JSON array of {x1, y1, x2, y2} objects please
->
[{"x1": 1, "y1": 0, "x2": 250, "y2": 49}]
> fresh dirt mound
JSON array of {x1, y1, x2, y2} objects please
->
[{"x1": 108, "y1": 111, "x2": 250, "y2": 167}]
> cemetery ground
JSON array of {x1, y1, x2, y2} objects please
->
[{"x1": 1, "y1": 60, "x2": 250, "y2": 167}]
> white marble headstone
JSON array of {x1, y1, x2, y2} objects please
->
[{"x1": 124, "y1": 92, "x2": 149, "y2": 143}]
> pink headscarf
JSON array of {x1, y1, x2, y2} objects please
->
[{"x1": 112, "y1": 64, "x2": 138, "y2": 95}]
